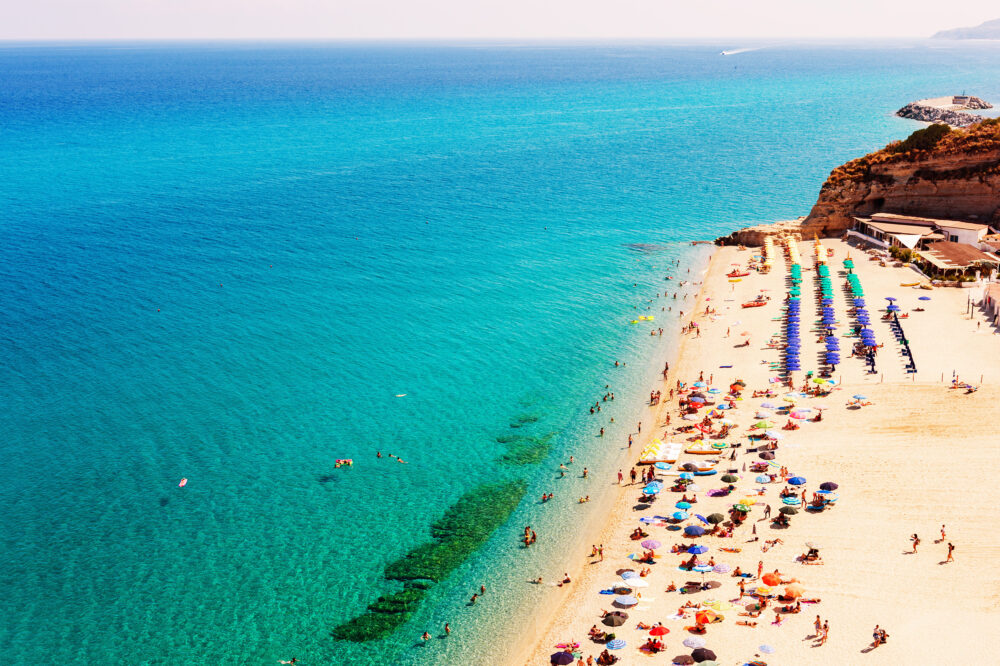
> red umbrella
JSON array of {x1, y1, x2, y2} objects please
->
[
  {"x1": 761, "y1": 573, "x2": 781, "y2": 586},
  {"x1": 649, "y1": 626, "x2": 670, "y2": 636}
]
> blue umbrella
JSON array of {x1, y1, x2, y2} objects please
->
[
  {"x1": 679, "y1": 472, "x2": 693, "y2": 480},
  {"x1": 853, "y1": 394, "x2": 867, "y2": 400},
  {"x1": 788, "y1": 476, "x2": 806, "y2": 485},
  {"x1": 919, "y1": 296, "x2": 931, "y2": 301},
  {"x1": 885, "y1": 297, "x2": 896, "y2": 302},
  {"x1": 551, "y1": 652, "x2": 575, "y2": 665},
  {"x1": 621, "y1": 570, "x2": 640, "y2": 579},
  {"x1": 689, "y1": 396, "x2": 706, "y2": 403},
  {"x1": 693, "y1": 381, "x2": 707, "y2": 388},
  {"x1": 672, "y1": 511, "x2": 689, "y2": 521},
  {"x1": 654, "y1": 462, "x2": 671, "y2": 470},
  {"x1": 687, "y1": 544, "x2": 709, "y2": 554},
  {"x1": 887, "y1": 305, "x2": 900, "y2": 312},
  {"x1": 760, "y1": 402, "x2": 778, "y2": 409},
  {"x1": 643, "y1": 483, "x2": 662, "y2": 495},
  {"x1": 676, "y1": 501, "x2": 692, "y2": 509},
  {"x1": 614, "y1": 595, "x2": 638, "y2": 607},
  {"x1": 756, "y1": 474, "x2": 771, "y2": 483},
  {"x1": 760, "y1": 644, "x2": 776, "y2": 654},
  {"x1": 684, "y1": 525, "x2": 706, "y2": 536},
  {"x1": 693, "y1": 564, "x2": 714, "y2": 573},
  {"x1": 606, "y1": 638, "x2": 626, "y2": 649}
]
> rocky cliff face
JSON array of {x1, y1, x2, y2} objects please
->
[{"x1": 718, "y1": 119, "x2": 1000, "y2": 245}]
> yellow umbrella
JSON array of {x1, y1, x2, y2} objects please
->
[
  {"x1": 783, "y1": 396, "x2": 797, "y2": 403},
  {"x1": 755, "y1": 586, "x2": 773, "y2": 596},
  {"x1": 740, "y1": 497, "x2": 757, "y2": 505}
]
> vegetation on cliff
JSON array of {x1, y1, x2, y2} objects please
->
[{"x1": 825, "y1": 119, "x2": 1000, "y2": 187}]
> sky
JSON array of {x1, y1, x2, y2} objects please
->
[{"x1": 1, "y1": 0, "x2": 998, "y2": 41}]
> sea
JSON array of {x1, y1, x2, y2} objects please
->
[{"x1": 1, "y1": 39, "x2": 998, "y2": 665}]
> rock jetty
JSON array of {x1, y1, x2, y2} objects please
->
[{"x1": 896, "y1": 95, "x2": 993, "y2": 128}]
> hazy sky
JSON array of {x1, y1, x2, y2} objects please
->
[{"x1": 2, "y1": 0, "x2": 998, "y2": 41}]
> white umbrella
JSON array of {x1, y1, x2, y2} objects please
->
[{"x1": 683, "y1": 637, "x2": 707, "y2": 648}]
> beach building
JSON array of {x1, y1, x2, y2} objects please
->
[{"x1": 849, "y1": 213, "x2": 996, "y2": 250}]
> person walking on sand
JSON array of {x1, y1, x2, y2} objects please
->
[
  {"x1": 630, "y1": 468, "x2": 638, "y2": 484},
  {"x1": 763, "y1": 504, "x2": 771, "y2": 518},
  {"x1": 757, "y1": 561, "x2": 764, "y2": 579},
  {"x1": 940, "y1": 524, "x2": 946, "y2": 542},
  {"x1": 618, "y1": 469, "x2": 624, "y2": 484},
  {"x1": 814, "y1": 615, "x2": 822, "y2": 636},
  {"x1": 911, "y1": 534, "x2": 920, "y2": 553},
  {"x1": 820, "y1": 621, "x2": 829, "y2": 645},
  {"x1": 598, "y1": 544, "x2": 604, "y2": 562},
  {"x1": 946, "y1": 542, "x2": 954, "y2": 562},
  {"x1": 738, "y1": 579, "x2": 745, "y2": 598}
]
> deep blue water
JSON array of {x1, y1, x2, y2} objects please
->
[{"x1": 1, "y1": 40, "x2": 999, "y2": 665}]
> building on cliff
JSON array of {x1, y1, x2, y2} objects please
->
[{"x1": 848, "y1": 213, "x2": 996, "y2": 250}]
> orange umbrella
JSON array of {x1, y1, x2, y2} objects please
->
[
  {"x1": 784, "y1": 583, "x2": 805, "y2": 599},
  {"x1": 695, "y1": 610, "x2": 721, "y2": 624},
  {"x1": 761, "y1": 573, "x2": 781, "y2": 586},
  {"x1": 649, "y1": 626, "x2": 669, "y2": 636}
]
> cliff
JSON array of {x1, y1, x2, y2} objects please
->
[
  {"x1": 718, "y1": 119, "x2": 1000, "y2": 245},
  {"x1": 933, "y1": 17, "x2": 1000, "y2": 40}
]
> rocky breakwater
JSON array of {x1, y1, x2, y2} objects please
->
[
  {"x1": 718, "y1": 119, "x2": 1000, "y2": 245},
  {"x1": 896, "y1": 95, "x2": 993, "y2": 128}
]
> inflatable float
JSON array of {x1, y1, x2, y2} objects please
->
[
  {"x1": 638, "y1": 439, "x2": 682, "y2": 464},
  {"x1": 685, "y1": 441, "x2": 722, "y2": 455}
]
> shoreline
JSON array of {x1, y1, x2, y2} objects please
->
[
  {"x1": 512, "y1": 245, "x2": 720, "y2": 664},
  {"x1": 524, "y1": 237, "x2": 1000, "y2": 664}
]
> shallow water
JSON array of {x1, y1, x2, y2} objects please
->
[{"x1": 1, "y1": 40, "x2": 999, "y2": 664}]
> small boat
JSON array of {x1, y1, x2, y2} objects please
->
[
  {"x1": 742, "y1": 300, "x2": 767, "y2": 308},
  {"x1": 900, "y1": 281, "x2": 919, "y2": 287},
  {"x1": 727, "y1": 270, "x2": 750, "y2": 278}
]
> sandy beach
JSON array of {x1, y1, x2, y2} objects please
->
[{"x1": 523, "y1": 238, "x2": 1000, "y2": 665}]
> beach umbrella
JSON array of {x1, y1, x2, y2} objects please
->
[
  {"x1": 693, "y1": 381, "x2": 707, "y2": 388},
  {"x1": 641, "y1": 539, "x2": 661, "y2": 550},
  {"x1": 683, "y1": 637, "x2": 707, "y2": 649},
  {"x1": 919, "y1": 296, "x2": 931, "y2": 301},
  {"x1": 887, "y1": 305, "x2": 900, "y2": 312},
  {"x1": 687, "y1": 544, "x2": 709, "y2": 554},
  {"x1": 813, "y1": 403, "x2": 829, "y2": 410},
  {"x1": 693, "y1": 564, "x2": 714, "y2": 573},
  {"x1": 779, "y1": 506, "x2": 798, "y2": 515},
  {"x1": 676, "y1": 501, "x2": 693, "y2": 510},
  {"x1": 758, "y1": 452, "x2": 775, "y2": 460},
  {"x1": 647, "y1": 625, "x2": 669, "y2": 636},
  {"x1": 853, "y1": 394, "x2": 867, "y2": 400},
  {"x1": 713, "y1": 563, "x2": 732, "y2": 574},
  {"x1": 754, "y1": 410, "x2": 772, "y2": 419},
  {"x1": 684, "y1": 525, "x2": 706, "y2": 536},
  {"x1": 755, "y1": 475, "x2": 771, "y2": 483},
  {"x1": 606, "y1": 638, "x2": 626, "y2": 650},
  {"x1": 691, "y1": 648, "x2": 717, "y2": 662},
  {"x1": 681, "y1": 463, "x2": 699, "y2": 472},
  {"x1": 819, "y1": 482, "x2": 839, "y2": 490},
  {"x1": 784, "y1": 583, "x2": 805, "y2": 599},
  {"x1": 550, "y1": 652, "x2": 575, "y2": 665},
  {"x1": 671, "y1": 656, "x2": 695, "y2": 665},
  {"x1": 689, "y1": 395, "x2": 706, "y2": 403},
  {"x1": 643, "y1": 484, "x2": 662, "y2": 495},
  {"x1": 617, "y1": 569, "x2": 636, "y2": 577},
  {"x1": 603, "y1": 613, "x2": 627, "y2": 627},
  {"x1": 761, "y1": 573, "x2": 781, "y2": 586},
  {"x1": 614, "y1": 595, "x2": 638, "y2": 607},
  {"x1": 721, "y1": 474, "x2": 739, "y2": 483},
  {"x1": 654, "y1": 462, "x2": 671, "y2": 470},
  {"x1": 789, "y1": 411, "x2": 807, "y2": 419},
  {"x1": 694, "y1": 610, "x2": 720, "y2": 625},
  {"x1": 683, "y1": 414, "x2": 699, "y2": 421},
  {"x1": 763, "y1": 430, "x2": 783, "y2": 439},
  {"x1": 755, "y1": 585, "x2": 773, "y2": 596},
  {"x1": 679, "y1": 472, "x2": 694, "y2": 480},
  {"x1": 672, "y1": 511, "x2": 689, "y2": 521},
  {"x1": 885, "y1": 297, "x2": 896, "y2": 302},
  {"x1": 760, "y1": 644, "x2": 776, "y2": 654},
  {"x1": 753, "y1": 420, "x2": 774, "y2": 429},
  {"x1": 788, "y1": 476, "x2": 806, "y2": 485},
  {"x1": 732, "y1": 504, "x2": 749, "y2": 513},
  {"x1": 718, "y1": 418, "x2": 736, "y2": 426},
  {"x1": 760, "y1": 402, "x2": 779, "y2": 409}
]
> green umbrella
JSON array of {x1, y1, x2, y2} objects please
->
[
  {"x1": 706, "y1": 513, "x2": 725, "y2": 524},
  {"x1": 779, "y1": 506, "x2": 798, "y2": 515},
  {"x1": 721, "y1": 474, "x2": 739, "y2": 483},
  {"x1": 753, "y1": 420, "x2": 774, "y2": 429},
  {"x1": 733, "y1": 504, "x2": 750, "y2": 512}
]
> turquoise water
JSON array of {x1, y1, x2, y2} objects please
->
[{"x1": 2, "y1": 40, "x2": 999, "y2": 665}]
